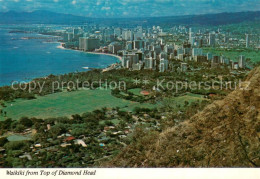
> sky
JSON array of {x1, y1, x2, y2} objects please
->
[{"x1": 0, "y1": 0, "x2": 259, "y2": 18}]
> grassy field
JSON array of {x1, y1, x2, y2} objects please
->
[
  {"x1": 203, "y1": 47, "x2": 260, "y2": 62},
  {"x1": 128, "y1": 88, "x2": 142, "y2": 96},
  {"x1": 162, "y1": 93, "x2": 207, "y2": 109},
  {"x1": 0, "y1": 89, "x2": 158, "y2": 121}
]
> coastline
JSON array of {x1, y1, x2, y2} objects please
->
[
  {"x1": 56, "y1": 43, "x2": 122, "y2": 72},
  {"x1": 57, "y1": 43, "x2": 122, "y2": 62},
  {"x1": 86, "y1": 51, "x2": 122, "y2": 62}
]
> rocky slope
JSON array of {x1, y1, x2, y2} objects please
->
[{"x1": 107, "y1": 66, "x2": 260, "y2": 167}]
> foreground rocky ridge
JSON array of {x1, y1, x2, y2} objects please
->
[{"x1": 106, "y1": 66, "x2": 260, "y2": 167}]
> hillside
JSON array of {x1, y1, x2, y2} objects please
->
[
  {"x1": 0, "y1": 10, "x2": 259, "y2": 26},
  {"x1": 106, "y1": 66, "x2": 260, "y2": 167},
  {"x1": 0, "y1": 10, "x2": 92, "y2": 24}
]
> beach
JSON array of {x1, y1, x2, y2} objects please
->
[
  {"x1": 57, "y1": 43, "x2": 122, "y2": 61},
  {"x1": 86, "y1": 51, "x2": 122, "y2": 62},
  {"x1": 57, "y1": 43, "x2": 122, "y2": 62},
  {"x1": 56, "y1": 43, "x2": 122, "y2": 72}
]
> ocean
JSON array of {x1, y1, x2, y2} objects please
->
[{"x1": 0, "y1": 28, "x2": 119, "y2": 86}]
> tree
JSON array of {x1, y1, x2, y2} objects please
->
[
  {"x1": 72, "y1": 114, "x2": 82, "y2": 122},
  {"x1": 0, "y1": 137, "x2": 8, "y2": 147},
  {"x1": 49, "y1": 124, "x2": 67, "y2": 138},
  {"x1": 104, "y1": 120, "x2": 113, "y2": 126},
  {"x1": 0, "y1": 118, "x2": 13, "y2": 130},
  {"x1": 19, "y1": 117, "x2": 33, "y2": 128},
  {"x1": 4, "y1": 141, "x2": 27, "y2": 151},
  {"x1": 15, "y1": 124, "x2": 25, "y2": 133},
  {"x1": 184, "y1": 100, "x2": 189, "y2": 107}
]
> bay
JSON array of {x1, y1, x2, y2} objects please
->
[{"x1": 0, "y1": 28, "x2": 118, "y2": 86}]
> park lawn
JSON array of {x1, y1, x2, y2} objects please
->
[
  {"x1": 0, "y1": 89, "x2": 158, "y2": 121},
  {"x1": 128, "y1": 88, "x2": 142, "y2": 96},
  {"x1": 163, "y1": 93, "x2": 207, "y2": 109},
  {"x1": 203, "y1": 47, "x2": 260, "y2": 62}
]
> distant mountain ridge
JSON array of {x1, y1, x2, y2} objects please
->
[
  {"x1": 0, "y1": 10, "x2": 93, "y2": 25},
  {"x1": 0, "y1": 10, "x2": 259, "y2": 26}
]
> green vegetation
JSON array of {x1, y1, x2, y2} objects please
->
[
  {"x1": 0, "y1": 89, "x2": 157, "y2": 121},
  {"x1": 128, "y1": 88, "x2": 142, "y2": 96},
  {"x1": 162, "y1": 93, "x2": 207, "y2": 110},
  {"x1": 7, "y1": 135, "x2": 31, "y2": 142},
  {"x1": 203, "y1": 47, "x2": 260, "y2": 63},
  {"x1": 0, "y1": 105, "x2": 163, "y2": 167}
]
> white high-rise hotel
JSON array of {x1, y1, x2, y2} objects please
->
[
  {"x1": 189, "y1": 28, "x2": 195, "y2": 45},
  {"x1": 246, "y1": 34, "x2": 250, "y2": 48},
  {"x1": 209, "y1": 33, "x2": 215, "y2": 47}
]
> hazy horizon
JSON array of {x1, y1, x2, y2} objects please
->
[{"x1": 0, "y1": 0, "x2": 260, "y2": 18}]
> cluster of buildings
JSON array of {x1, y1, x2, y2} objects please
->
[{"x1": 59, "y1": 25, "x2": 250, "y2": 72}]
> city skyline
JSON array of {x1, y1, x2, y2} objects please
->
[{"x1": 0, "y1": 0, "x2": 260, "y2": 18}]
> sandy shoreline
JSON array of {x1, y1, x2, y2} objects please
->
[
  {"x1": 86, "y1": 51, "x2": 122, "y2": 61},
  {"x1": 56, "y1": 43, "x2": 122, "y2": 62}
]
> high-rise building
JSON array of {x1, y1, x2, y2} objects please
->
[
  {"x1": 170, "y1": 53, "x2": 175, "y2": 59},
  {"x1": 159, "y1": 52, "x2": 168, "y2": 60},
  {"x1": 224, "y1": 58, "x2": 230, "y2": 65},
  {"x1": 132, "y1": 63, "x2": 142, "y2": 71},
  {"x1": 122, "y1": 57, "x2": 128, "y2": 68},
  {"x1": 79, "y1": 37, "x2": 87, "y2": 50},
  {"x1": 178, "y1": 54, "x2": 184, "y2": 61},
  {"x1": 122, "y1": 30, "x2": 133, "y2": 41},
  {"x1": 220, "y1": 56, "x2": 225, "y2": 64},
  {"x1": 189, "y1": 28, "x2": 194, "y2": 45},
  {"x1": 122, "y1": 53, "x2": 139, "y2": 69},
  {"x1": 194, "y1": 56, "x2": 207, "y2": 63},
  {"x1": 126, "y1": 41, "x2": 133, "y2": 50},
  {"x1": 207, "y1": 52, "x2": 213, "y2": 61},
  {"x1": 211, "y1": 56, "x2": 220, "y2": 68},
  {"x1": 177, "y1": 48, "x2": 184, "y2": 56},
  {"x1": 209, "y1": 33, "x2": 215, "y2": 47},
  {"x1": 192, "y1": 48, "x2": 203, "y2": 57},
  {"x1": 191, "y1": 37, "x2": 196, "y2": 46},
  {"x1": 134, "y1": 29, "x2": 143, "y2": 40},
  {"x1": 164, "y1": 45, "x2": 174, "y2": 54},
  {"x1": 73, "y1": 28, "x2": 80, "y2": 38},
  {"x1": 68, "y1": 33, "x2": 74, "y2": 42},
  {"x1": 154, "y1": 45, "x2": 162, "y2": 54},
  {"x1": 184, "y1": 48, "x2": 192, "y2": 55},
  {"x1": 85, "y1": 38, "x2": 100, "y2": 51},
  {"x1": 239, "y1": 55, "x2": 246, "y2": 69},
  {"x1": 246, "y1": 34, "x2": 250, "y2": 48},
  {"x1": 62, "y1": 33, "x2": 69, "y2": 42},
  {"x1": 199, "y1": 39, "x2": 203, "y2": 47},
  {"x1": 144, "y1": 57, "x2": 154, "y2": 69},
  {"x1": 133, "y1": 40, "x2": 144, "y2": 50},
  {"x1": 114, "y1": 28, "x2": 122, "y2": 37},
  {"x1": 224, "y1": 35, "x2": 229, "y2": 43},
  {"x1": 159, "y1": 59, "x2": 169, "y2": 72},
  {"x1": 108, "y1": 42, "x2": 122, "y2": 54}
]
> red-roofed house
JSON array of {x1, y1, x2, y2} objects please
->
[{"x1": 64, "y1": 136, "x2": 75, "y2": 142}]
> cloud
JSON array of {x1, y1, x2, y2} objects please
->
[
  {"x1": 101, "y1": 6, "x2": 111, "y2": 10},
  {"x1": 0, "y1": 0, "x2": 259, "y2": 18}
]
